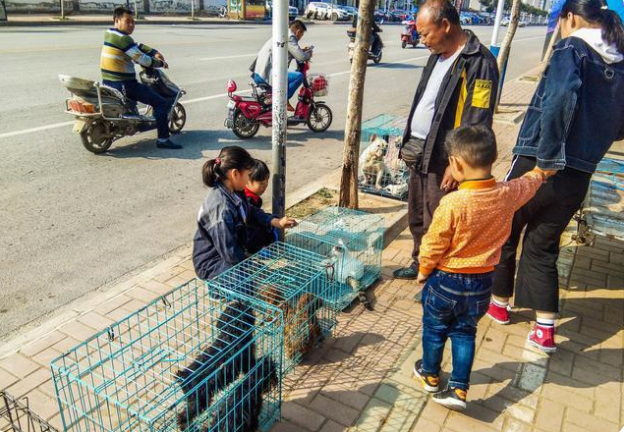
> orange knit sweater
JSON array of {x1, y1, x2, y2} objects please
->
[{"x1": 418, "y1": 169, "x2": 547, "y2": 276}]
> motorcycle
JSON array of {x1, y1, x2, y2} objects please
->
[
  {"x1": 225, "y1": 60, "x2": 332, "y2": 139},
  {"x1": 347, "y1": 27, "x2": 383, "y2": 64},
  {"x1": 59, "y1": 67, "x2": 186, "y2": 154},
  {"x1": 401, "y1": 20, "x2": 420, "y2": 48}
]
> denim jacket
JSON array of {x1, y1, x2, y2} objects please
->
[
  {"x1": 513, "y1": 36, "x2": 624, "y2": 173},
  {"x1": 192, "y1": 181, "x2": 274, "y2": 280}
]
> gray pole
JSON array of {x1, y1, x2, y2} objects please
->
[
  {"x1": 490, "y1": 0, "x2": 505, "y2": 46},
  {"x1": 60, "y1": 0, "x2": 65, "y2": 19},
  {"x1": 191, "y1": 0, "x2": 195, "y2": 19},
  {"x1": 271, "y1": 0, "x2": 288, "y2": 236}
]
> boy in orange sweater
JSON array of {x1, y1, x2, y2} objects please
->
[{"x1": 413, "y1": 126, "x2": 554, "y2": 411}]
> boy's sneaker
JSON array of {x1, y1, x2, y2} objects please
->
[
  {"x1": 528, "y1": 325, "x2": 557, "y2": 353},
  {"x1": 413, "y1": 359, "x2": 440, "y2": 393},
  {"x1": 486, "y1": 302, "x2": 510, "y2": 325},
  {"x1": 433, "y1": 387, "x2": 467, "y2": 411}
]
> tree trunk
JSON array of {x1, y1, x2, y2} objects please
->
[
  {"x1": 494, "y1": 0, "x2": 520, "y2": 111},
  {"x1": 339, "y1": 0, "x2": 374, "y2": 209},
  {"x1": 539, "y1": 20, "x2": 560, "y2": 76}
]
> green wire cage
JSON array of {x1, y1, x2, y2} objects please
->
[
  {"x1": 205, "y1": 242, "x2": 338, "y2": 374},
  {"x1": 287, "y1": 206, "x2": 384, "y2": 310},
  {"x1": 51, "y1": 279, "x2": 284, "y2": 432}
]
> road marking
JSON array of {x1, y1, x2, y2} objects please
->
[
  {"x1": 0, "y1": 121, "x2": 74, "y2": 140},
  {"x1": 199, "y1": 54, "x2": 257, "y2": 61}
]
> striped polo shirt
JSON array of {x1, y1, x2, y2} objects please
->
[{"x1": 100, "y1": 28, "x2": 163, "y2": 82}]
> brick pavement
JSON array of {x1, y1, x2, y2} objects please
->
[{"x1": 1, "y1": 69, "x2": 623, "y2": 432}]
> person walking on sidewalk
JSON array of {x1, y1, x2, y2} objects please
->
[
  {"x1": 486, "y1": 0, "x2": 624, "y2": 353},
  {"x1": 100, "y1": 6, "x2": 182, "y2": 149},
  {"x1": 413, "y1": 126, "x2": 553, "y2": 411},
  {"x1": 192, "y1": 147, "x2": 297, "y2": 281},
  {"x1": 393, "y1": 0, "x2": 499, "y2": 284}
]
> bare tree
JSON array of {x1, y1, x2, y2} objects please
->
[
  {"x1": 339, "y1": 0, "x2": 375, "y2": 209},
  {"x1": 494, "y1": 0, "x2": 521, "y2": 110}
]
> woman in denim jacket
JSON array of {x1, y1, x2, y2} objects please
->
[{"x1": 487, "y1": 0, "x2": 624, "y2": 353}]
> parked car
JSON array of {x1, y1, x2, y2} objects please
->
[
  {"x1": 501, "y1": 17, "x2": 510, "y2": 26},
  {"x1": 327, "y1": 4, "x2": 350, "y2": 20},
  {"x1": 289, "y1": 5, "x2": 298, "y2": 19},
  {"x1": 338, "y1": 5, "x2": 357, "y2": 20},
  {"x1": 305, "y1": 2, "x2": 330, "y2": 19},
  {"x1": 518, "y1": 19, "x2": 528, "y2": 27},
  {"x1": 389, "y1": 9, "x2": 408, "y2": 22},
  {"x1": 374, "y1": 9, "x2": 387, "y2": 22}
]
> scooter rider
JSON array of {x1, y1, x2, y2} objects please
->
[
  {"x1": 100, "y1": 6, "x2": 182, "y2": 150},
  {"x1": 250, "y1": 20, "x2": 313, "y2": 112},
  {"x1": 352, "y1": 12, "x2": 383, "y2": 55}
]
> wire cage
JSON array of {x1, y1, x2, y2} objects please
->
[
  {"x1": 51, "y1": 279, "x2": 284, "y2": 432},
  {"x1": 286, "y1": 207, "x2": 384, "y2": 311},
  {"x1": 576, "y1": 157, "x2": 624, "y2": 242},
  {"x1": 205, "y1": 242, "x2": 337, "y2": 374},
  {"x1": 359, "y1": 114, "x2": 409, "y2": 201},
  {"x1": 0, "y1": 392, "x2": 58, "y2": 432}
]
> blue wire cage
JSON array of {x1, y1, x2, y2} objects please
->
[
  {"x1": 51, "y1": 279, "x2": 284, "y2": 432},
  {"x1": 286, "y1": 207, "x2": 384, "y2": 310},
  {"x1": 359, "y1": 114, "x2": 409, "y2": 201},
  {"x1": 205, "y1": 242, "x2": 337, "y2": 374}
]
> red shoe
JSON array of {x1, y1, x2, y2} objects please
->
[
  {"x1": 486, "y1": 302, "x2": 510, "y2": 325},
  {"x1": 528, "y1": 325, "x2": 557, "y2": 354}
]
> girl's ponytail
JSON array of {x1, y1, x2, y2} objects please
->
[
  {"x1": 202, "y1": 146, "x2": 255, "y2": 188},
  {"x1": 601, "y1": 8, "x2": 624, "y2": 54}
]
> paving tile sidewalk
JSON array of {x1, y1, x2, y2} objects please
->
[{"x1": 1, "y1": 69, "x2": 623, "y2": 432}]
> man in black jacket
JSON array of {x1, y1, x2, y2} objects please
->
[{"x1": 393, "y1": 0, "x2": 499, "y2": 281}]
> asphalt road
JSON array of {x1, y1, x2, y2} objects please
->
[{"x1": 0, "y1": 23, "x2": 547, "y2": 341}]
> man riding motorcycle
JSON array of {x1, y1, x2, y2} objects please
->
[
  {"x1": 352, "y1": 12, "x2": 383, "y2": 56},
  {"x1": 100, "y1": 6, "x2": 182, "y2": 149},
  {"x1": 250, "y1": 20, "x2": 313, "y2": 112}
]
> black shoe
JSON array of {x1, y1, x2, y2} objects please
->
[
  {"x1": 433, "y1": 387, "x2": 467, "y2": 411},
  {"x1": 156, "y1": 139, "x2": 183, "y2": 150},
  {"x1": 393, "y1": 265, "x2": 418, "y2": 280},
  {"x1": 413, "y1": 359, "x2": 440, "y2": 393}
]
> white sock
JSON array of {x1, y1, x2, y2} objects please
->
[
  {"x1": 158, "y1": 138, "x2": 167, "y2": 143},
  {"x1": 492, "y1": 298, "x2": 508, "y2": 308},
  {"x1": 536, "y1": 318, "x2": 555, "y2": 328}
]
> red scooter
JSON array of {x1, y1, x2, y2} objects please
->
[
  {"x1": 401, "y1": 20, "x2": 420, "y2": 48},
  {"x1": 225, "y1": 60, "x2": 333, "y2": 139}
]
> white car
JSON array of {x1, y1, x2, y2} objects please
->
[{"x1": 305, "y1": 2, "x2": 349, "y2": 20}]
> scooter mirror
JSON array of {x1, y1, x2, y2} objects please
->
[{"x1": 227, "y1": 80, "x2": 237, "y2": 94}]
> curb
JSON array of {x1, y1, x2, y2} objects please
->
[{"x1": 0, "y1": 167, "x2": 409, "y2": 359}]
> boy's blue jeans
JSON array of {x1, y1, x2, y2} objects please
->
[{"x1": 421, "y1": 269, "x2": 492, "y2": 391}]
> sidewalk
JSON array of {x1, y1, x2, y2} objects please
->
[{"x1": 1, "y1": 70, "x2": 623, "y2": 432}]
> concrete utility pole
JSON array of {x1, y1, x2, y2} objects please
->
[
  {"x1": 191, "y1": 0, "x2": 195, "y2": 19},
  {"x1": 339, "y1": 0, "x2": 374, "y2": 209},
  {"x1": 271, "y1": 0, "x2": 288, "y2": 233},
  {"x1": 490, "y1": 0, "x2": 505, "y2": 47}
]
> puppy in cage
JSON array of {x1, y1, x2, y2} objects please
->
[
  {"x1": 200, "y1": 355, "x2": 279, "y2": 432},
  {"x1": 192, "y1": 146, "x2": 297, "y2": 282},
  {"x1": 175, "y1": 301, "x2": 256, "y2": 430},
  {"x1": 257, "y1": 284, "x2": 323, "y2": 360},
  {"x1": 361, "y1": 134, "x2": 390, "y2": 190},
  {"x1": 326, "y1": 240, "x2": 365, "y2": 291}
]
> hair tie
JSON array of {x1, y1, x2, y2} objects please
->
[
  {"x1": 601, "y1": 5, "x2": 608, "y2": 9},
  {"x1": 215, "y1": 157, "x2": 222, "y2": 165}
]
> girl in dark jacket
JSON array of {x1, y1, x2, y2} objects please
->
[
  {"x1": 487, "y1": 0, "x2": 624, "y2": 353},
  {"x1": 192, "y1": 146, "x2": 296, "y2": 280}
]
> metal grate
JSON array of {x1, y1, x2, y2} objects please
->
[
  {"x1": 287, "y1": 207, "x2": 384, "y2": 310},
  {"x1": 51, "y1": 279, "x2": 283, "y2": 432},
  {"x1": 0, "y1": 392, "x2": 58, "y2": 432},
  {"x1": 206, "y1": 242, "x2": 337, "y2": 374}
]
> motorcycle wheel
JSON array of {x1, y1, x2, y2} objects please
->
[
  {"x1": 307, "y1": 103, "x2": 333, "y2": 133},
  {"x1": 232, "y1": 109, "x2": 260, "y2": 139},
  {"x1": 80, "y1": 120, "x2": 114, "y2": 154},
  {"x1": 169, "y1": 103, "x2": 186, "y2": 134},
  {"x1": 402, "y1": 40, "x2": 407, "y2": 49},
  {"x1": 374, "y1": 51, "x2": 382, "y2": 64}
]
